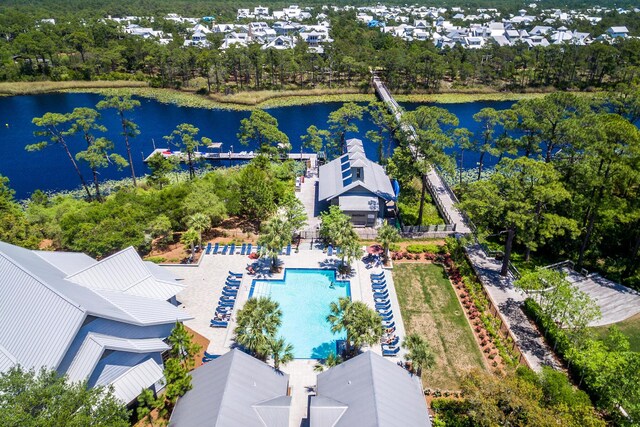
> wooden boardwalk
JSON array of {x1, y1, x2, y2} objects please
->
[
  {"x1": 144, "y1": 148, "x2": 317, "y2": 167},
  {"x1": 372, "y1": 76, "x2": 471, "y2": 234}
]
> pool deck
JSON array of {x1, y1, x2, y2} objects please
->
[{"x1": 163, "y1": 245, "x2": 407, "y2": 427}]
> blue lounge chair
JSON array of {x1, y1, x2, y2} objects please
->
[
  {"x1": 204, "y1": 351, "x2": 218, "y2": 359},
  {"x1": 218, "y1": 300, "x2": 235, "y2": 307},
  {"x1": 371, "y1": 277, "x2": 386, "y2": 284},
  {"x1": 205, "y1": 242, "x2": 212, "y2": 254},
  {"x1": 213, "y1": 243, "x2": 220, "y2": 254},
  {"x1": 383, "y1": 321, "x2": 395, "y2": 329},
  {"x1": 220, "y1": 296, "x2": 236, "y2": 303},
  {"x1": 210, "y1": 320, "x2": 228, "y2": 328},
  {"x1": 382, "y1": 336, "x2": 399, "y2": 347},
  {"x1": 225, "y1": 279, "x2": 241, "y2": 285},
  {"x1": 228, "y1": 243, "x2": 235, "y2": 255},
  {"x1": 286, "y1": 244, "x2": 291, "y2": 256},
  {"x1": 372, "y1": 283, "x2": 387, "y2": 290},
  {"x1": 374, "y1": 293, "x2": 389, "y2": 300},
  {"x1": 221, "y1": 245, "x2": 228, "y2": 255},
  {"x1": 229, "y1": 271, "x2": 243, "y2": 277},
  {"x1": 372, "y1": 280, "x2": 387, "y2": 286},
  {"x1": 240, "y1": 243, "x2": 247, "y2": 255},
  {"x1": 382, "y1": 346, "x2": 400, "y2": 357},
  {"x1": 247, "y1": 244, "x2": 252, "y2": 253},
  {"x1": 376, "y1": 303, "x2": 391, "y2": 310},
  {"x1": 222, "y1": 290, "x2": 238, "y2": 297},
  {"x1": 224, "y1": 286, "x2": 240, "y2": 292},
  {"x1": 327, "y1": 245, "x2": 333, "y2": 256},
  {"x1": 379, "y1": 312, "x2": 393, "y2": 321},
  {"x1": 371, "y1": 272, "x2": 385, "y2": 278},
  {"x1": 226, "y1": 277, "x2": 241, "y2": 283}
]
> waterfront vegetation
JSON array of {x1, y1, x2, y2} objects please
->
[{"x1": 392, "y1": 263, "x2": 486, "y2": 390}]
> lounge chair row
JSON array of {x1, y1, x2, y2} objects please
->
[
  {"x1": 369, "y1": 272, "x2": 400, "y2": 357},
  {"x1": 210, "y1": 274, "x2": 243, "y2": 328},
  {"x1": 209, "y1": 243, "x2": 256, "y2": 256}
]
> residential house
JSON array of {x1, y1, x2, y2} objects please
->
[
  {"x1": 318, "y1": 138, "x2": 395, "y2": 228},
  {"x1": 0, "y1": 241, "x2": 191, "y2": 405},
  {"x1": 310, "y1": 351, "x2": 432, "y2": 426},
  {"x1": 168, "y1": 349, "x2": 291, "y2": 427}
]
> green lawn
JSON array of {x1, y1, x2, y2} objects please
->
[
  {"x1": 592, "y1": 314, "x2": 640, "y2": 352},
  {"x1": 393, "y1": 263, "x2": 486, "y2": 390}
]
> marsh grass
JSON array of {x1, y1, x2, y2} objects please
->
[{"x1": 0, "y1": 80, "x2": 147, "y2": 96}]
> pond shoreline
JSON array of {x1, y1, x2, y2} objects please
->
[{"x1": 0, "y1": 80, "x2": 586, "y2": 110}]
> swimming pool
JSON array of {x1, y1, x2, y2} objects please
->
[{"x1": 249, "y1": 268, "x2": 351, "y2": 359}]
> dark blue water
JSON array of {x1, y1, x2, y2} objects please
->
[{"x1": 0, "y1": 93, "x2": 514, "y2": 199}]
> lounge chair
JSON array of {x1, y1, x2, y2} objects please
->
[
  {"x1": 226, "y1": 277, "x2": 241, "y2": 283},
  {"x1": 229, "y1": 271, "x2": 243, "y2": 277},
  {"x1": 379, "y1": 312, "x2": 393, "y2": 321},
  {"x1": 383, "y1": 321, "x2": 396, "y2": 330},
  {"x1": 382, "y1": 336, "x2": 399, "y2": 347},
  {"x1": 213, "y1": 243, "x2": 220, "y2": 254},
  {"x1": 327, "y1": 245, "x2": 333, "y2": 256},
  {"x1": 205, "y1": 242, "x2": 212, "y2": 254},
  {"x1": 371, "y1": 272, "x2": 385, "y2": 279},
  {"x1": 204, "y1": 351, "x2": 218, "y2": 359},
  {"x1": 256, "y1": 245, "x2": 262, "y2": 254},
  {"x1": 221, "y1": 245, "x2": 229, "y2": 255},
  {"x1": 220, "y1": 296, "x2": 236, "y2": 303},
  {"x1": 224, "y1": 285, "x2": 240, "y2": 292},
  {"x1": 286, "y1": 244, "x2": 291, "y2": 256},
  {"x1": 375, "y1": 303, "x2": 391, "y2": 310},
  {"x1": 240, "y1": 243, "x2": 247, "y2": 255},
  {"x1": 218, "y1": 300, "x2": 235, "y2": 307},
  {"x1": 382, "y1": 346, "x2": 400, "y2": 357},
  {"x1": 372, "y1": 283, "x2": 387, "y2": 290},
  {"x1": 210, "y1": 320, "x2": 228, "y2": 328},
  {"x1": 371, "y1": 277, "x2": 386, "y2": 284},
  {"x1": 222, "y1": 289, "x2": 238, "y2": 297},
  {"x1": 373, "y1": 293, "x2": 389, "y2": 300},
  {"x1": 372, "y1": 280, "x2": 387, "y2": 287},
  {"x1": 246, "y1": 244, "x2": 253, "y2": 253},
  {"x1": 228, "y1": 243, "x2": 235, "y2": 255}
]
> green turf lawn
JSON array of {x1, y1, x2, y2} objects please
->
[
  {"x1": 392, "y1": 263, "x2": 486, "y2": 390},
  {"x1": 592, "y1": 314, "x2": 640, "y2": 352}
]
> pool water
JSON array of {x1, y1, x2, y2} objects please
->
[{"x1": 249, "y1": 269, "x2": 351, "y2": 359}]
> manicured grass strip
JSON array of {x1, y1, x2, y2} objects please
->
[
  {"x1": 393, "y1": 263, "x2": 485, "y2": 391},
  {"x1": 0, "y1": 80, "x2": 147, "y2": 96},
  {"x1": 592, "y1": 313, "x2": 640, "y2": 352}
]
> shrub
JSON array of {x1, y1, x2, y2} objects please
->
[
  {"x1": 145, "y1": 256, "x2": 167, "y2": 264},
  {"x1": 406, "y1": 243, "x2": 444, "y2": 254}
]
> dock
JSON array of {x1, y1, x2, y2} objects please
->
[{"x1": 144, "y1": 148, "x2": 318, "y2": 167}]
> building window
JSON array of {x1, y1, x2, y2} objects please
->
[{"x1": 355, "y1": 168, "x2": 362, "y2": 179}]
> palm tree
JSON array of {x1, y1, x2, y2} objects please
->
[
  {"x1": 313, "y1": 352, "x2": 343, "y2": 372},
  {"x1": 187, "y1": 212, "x2": 211, "y2": 248},
  {"x1": 168, "y1": 322, "x2": 202, "y2": 369},
  {"x1": 327, "y1": 297, "x2": 383, "y2": 357},
  {"x1": 377, "y1": 220, "x2": 400, "y2": 262},
  {"x1": 268, "y1": 336, "x2": 294, "y2": 371},
  {"x1": 402, "y1": 333, "x2": 435, "y2": 376},
  {"x1": 258, "y1": 216, "x2": 291, "y2": 271},
  {"x1": 181, "y1": 228, "x2": 199, "y2": 254},
  {"x1": 234, "y1": 297, "x2": 282, "y2": 360},
  {"x1": 340, "y1": 238, "x2": 362, "y2": 273}
]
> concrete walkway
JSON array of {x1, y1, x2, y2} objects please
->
[{"x1": 465, "y1": 245, "x2": 561, "y2": 372}]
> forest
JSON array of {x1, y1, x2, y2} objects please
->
[{"x1": 2, "y1": 7, "x2": 640, "y2": 93}]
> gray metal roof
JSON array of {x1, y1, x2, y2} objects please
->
[
  {"x1": 67, "y1": 247, "x2": 185, "y2": 301},
  {"x1": 169, "y1": 349, "x2": 291, "y2": 427},
  {"x1": 312, "y1": 351, "x2": 431, "y2": 427},
  {"x1": 34, "y1": 250, "x2": 96, "y2": 275},
  {"x1": 339, "y1": 195, "x2": 379, "y2": 212},
  {"x1": 0, "y1": 241, "x2": 191, "y2": 379},
  {"x1": 318, "y1": 139, "x2": 395, "y2": 203},
  {"x1": 66, "y1": 333, "x2": 168, "y2": 383}
]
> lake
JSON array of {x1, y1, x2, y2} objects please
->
[{"x1": 0, "y1": 92, "x2": 515, "y2": 199}]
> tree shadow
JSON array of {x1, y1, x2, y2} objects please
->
[{"x1": 311, "y1": 341, "x2": 338, "y2": 359}]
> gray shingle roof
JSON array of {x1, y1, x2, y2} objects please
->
[
  {"x1": 169, "y1": 349, "x2": 291, "y2": 427},
  {"x1": 311, "y1": 351, "x2": 431, "y2": 427}
]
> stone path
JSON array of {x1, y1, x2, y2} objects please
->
[{"x1": 465, "y1": 245, "x2": 561, "y2": 372}]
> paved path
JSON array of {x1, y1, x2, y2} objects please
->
[
  {"x1": 465, "y1": 245, "x2": 561, "y2": 372},
  {"x1": 563, "y1": 270, "x2": 640, "y2": 327}
]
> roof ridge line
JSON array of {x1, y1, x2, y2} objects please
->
[
  {"x1": 0, "y1": 251, "x2": 85, "y2": 312},
  {"x1": 66, "y1": 246, "x2": 137, "y2": 278}
]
